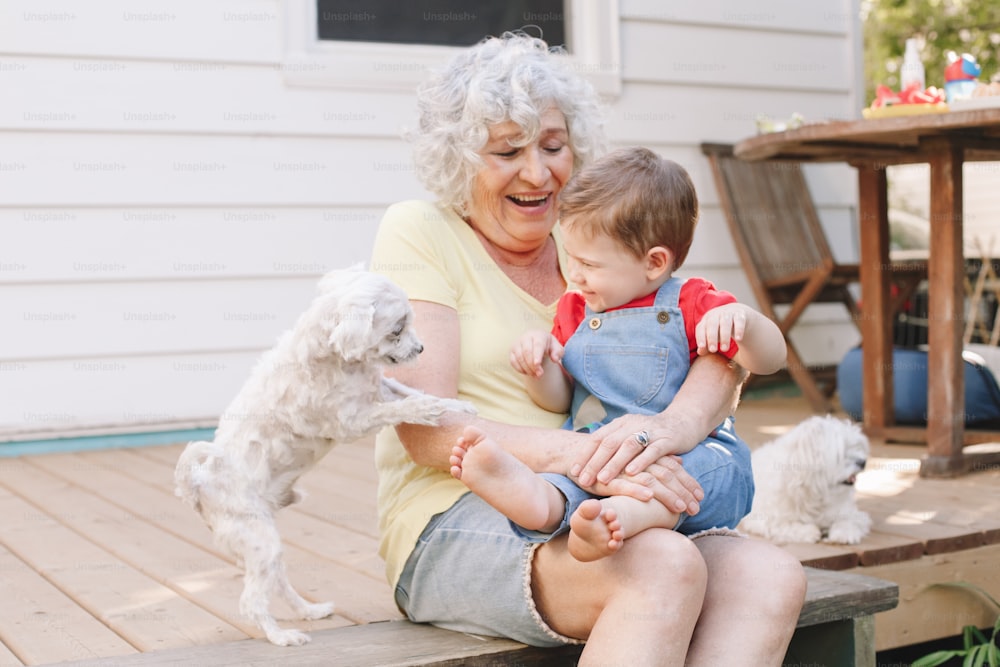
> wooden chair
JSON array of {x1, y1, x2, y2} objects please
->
[
  {"x1": 700, "y1": 143, "x2": 926, "y2": 412},
  {"x1": 964, "y1": 237, "x2": 1000, "y2": 346}
]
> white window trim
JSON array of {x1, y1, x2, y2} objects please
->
[{"x1": 281, "y1": 0, "x2": 621, "y2": 96}]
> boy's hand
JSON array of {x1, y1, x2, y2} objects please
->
[
  {"x1": 510, "y1": 330, "x2": 564, "y2": 377},
  {"x1": 695, "y1": 303, "x2": 748, "y2": 356}
]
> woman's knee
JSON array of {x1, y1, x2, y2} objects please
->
[
  {"x1": 766, "y1": 547, "x2": 808, "y2": 616},
  {"x1": 622, "y1": 529, "x2": 708, "y2": 593},
  {"x1": 723, "y1": 538, "x2": 806, "y2": 618}
]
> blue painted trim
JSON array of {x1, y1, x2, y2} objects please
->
[{"x1": 0, "y1": 428, "x2": 217, "y2": 458}]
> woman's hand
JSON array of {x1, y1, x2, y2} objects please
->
[
  {"x1": 570, "y1": 353, "x2": 744, "y2": 514},
  {"x1": 571, "y1": 413, "x2": 685, "y2": 483},
  {"x1": 578, "y1": 451, "x2": 703, "y2": 515},
  {"x1": 571, "y1": 413, "x2": 705, "y2": 515}
]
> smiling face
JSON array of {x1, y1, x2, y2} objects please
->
[
  {"x1": 464, "y1": 107, "x2": 575, "y2": 253},
  {"x1": 560, "y1": 217, "x2": 671, "y2": 313}
]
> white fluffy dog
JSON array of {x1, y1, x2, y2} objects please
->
[
  {"x1": 739, "y1": 415, "x2": 872, "y2": 545},
  {"x1": 174, "y1": 267, "x2": 475, "y2": 646}
]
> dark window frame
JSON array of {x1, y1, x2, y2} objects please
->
[
  {"x1": 280, "y1": 0, "x2": 621, "y2": 96},
  {"x1": 316, "y1": 0, "x2": 566, "y2": 50}
]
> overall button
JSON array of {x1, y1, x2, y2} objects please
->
[
  {"x1": 588, "y1": 317, "x2": 602, "y2": 330},
  {"x1": 657, "y1": 311, "x2": 670, "y2": 324}
]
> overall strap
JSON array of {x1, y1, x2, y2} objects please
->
[{"x1": 654, "y1": 276, "x2": 685, "y2": 309}]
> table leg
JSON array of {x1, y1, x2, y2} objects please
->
[
  {"x1": 856, "y1": 165, "x2": 893, "y2": 436},
  {"x1": 922, "y1": 142, "x2": 966, "y2": 477}
]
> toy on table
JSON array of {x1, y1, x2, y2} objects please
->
[{"x1": 944, "y1": 51, "x2": 981, "y2": 103}]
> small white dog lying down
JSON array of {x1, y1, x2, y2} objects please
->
[
  {"x1": 739, "y1": 415, "x2": 872, "y2": 545},
  {"x1": 174, "y1": 267, "x2": 475, "y2": 646}
]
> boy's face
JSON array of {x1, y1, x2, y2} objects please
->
[{"x1": 561, "y1": 217, "x2": 662, "y2": 312}]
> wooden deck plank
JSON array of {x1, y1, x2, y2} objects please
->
[
  {"x1": 858, "y1": 455, "x2": 1000, "y2": 555},
  {"x1": 0, "y1": 640, "x2": 23, "y2": 667},
  {"x1": 1, "y1": 460, "x2": 270, "y2": 639},
  {"x1": 137, "y1": 439, "x2": 380, "y2": 485},
  {"x1": 0, "y1": 478, "x2": 248, "y2": 652},
  {"x1": 29, "y1": 451, "x2": 401, "y2": 626},
  {"x1": 24, "y1": 451, "x2": 227, "y2": 558},
  {"x1": 50, "y1": 567, "x2": 900, "y2": 667},
  {"x1": 114, "y1": 441, "x2": 390, "y2": 582},
  {"x1": 52, "y1": 619, "x2": 583, "y2": 667},
  {"x1": 119, "y1": 441, "x2": 381, "y2": 542},
  {"x1": 129, "y1": 443, "x2": 184, "y2": 468},
  {"x1": 868, "y1": 507, "x2": 987, "y2": 554},
  {"x1": 285, "y1": 473, "x2": 381, "y2": 541},
  {"x1": 14, "y1": 454, "x2": 379, "y2": 638},
  {"x1": 0, "y1": 543, "x2": 135, "y2": 665},
  {"x1": 2, "y1": 394, "x2": 998, "y2": 662},
  {"x1": 763, "y1": 540, "x2": 860, "y2": 571},
  {"x1": 84, "y1": 447, "x2": 394, "y2": 600}
]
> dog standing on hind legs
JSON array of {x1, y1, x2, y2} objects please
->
[{"x1": 174, "y1": 267, "x2": 475, "y2": 646}]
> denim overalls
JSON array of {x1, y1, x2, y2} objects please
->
[{"x1": 524, "y1": 278, "x2": 754, "y2": 538}]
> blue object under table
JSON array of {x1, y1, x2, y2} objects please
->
[{"x1": 837, "y1": 346, "x2": 1000, "y2": 426}]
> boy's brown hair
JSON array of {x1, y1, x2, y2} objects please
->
[{"x1": 559, "y1": 147, "x2": 699, "y2": 269}]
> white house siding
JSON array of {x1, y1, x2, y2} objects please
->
[{"x1": 1, "y1": 0, "x2": 862, "y2": 443}]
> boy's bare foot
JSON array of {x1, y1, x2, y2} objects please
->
[
  {"x1": 450, "y1": 426, "x2": 563, "y2": 532},
  {"x1": 568, "y1": 498, "x2": 625, "y2": 562}
]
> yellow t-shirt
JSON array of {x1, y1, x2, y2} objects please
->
[{"x1": 370, "y1": 200, "x2": 569, "y2": 588}]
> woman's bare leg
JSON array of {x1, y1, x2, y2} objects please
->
[
  {"x1": 686, "y1": 535, "x2": 807, "y2": 666},
  {"x1": 532, "y1": 527, "x2": 706, "y2": 666}
]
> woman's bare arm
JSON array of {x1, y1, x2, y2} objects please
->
[
  {"x1": 387, "y1": 301, "x2": 579, "y2": 472},
  {"x1": 387, "y1": 300, "x2": 703, "y2": 508}
]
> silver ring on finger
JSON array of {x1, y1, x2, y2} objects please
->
[{"x1": 632, "y1": 430, "x2": 650, "y2": 448}]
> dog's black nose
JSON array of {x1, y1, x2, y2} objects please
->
[
  {"x1": 858, "y1": 458, "x2": 867, "y2": 470},
  {"x1": 416, "y1": 343, "x2": 424, "y2": 355}
]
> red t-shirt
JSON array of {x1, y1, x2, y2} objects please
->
[{"x1": 551, "y1": 278, "x2": 739, "y2": 362}]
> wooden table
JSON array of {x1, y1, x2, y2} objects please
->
[{"x1": 735, "y1": 108, "x2": 1000, "y2": 477}]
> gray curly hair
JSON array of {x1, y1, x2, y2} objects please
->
[{"x1": 409, "y1": 32, "x2": 607, "y2": 217}]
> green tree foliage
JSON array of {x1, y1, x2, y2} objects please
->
[{"x1": 862, "y1": 0, "x2": 1000, "y2": 103}]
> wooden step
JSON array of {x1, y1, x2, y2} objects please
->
[{"x1": 56, "y1": 567, "x2": 898, "y2": 667}]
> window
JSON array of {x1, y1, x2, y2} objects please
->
[
  {"x1": 316, "y1": 0, "x2": 565, "y2": 49},
  {"x1": 282, "y1": 0, "x2": 621, "y2": 95}
]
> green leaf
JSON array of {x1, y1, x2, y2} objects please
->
[
  {"x1": 968, "y1": 643, "x2": 988, "y2": 667},
  {"x1": 912, "y1": 649, "x2": 964, "y2": 667},
  {"x1": 971, "y1": 627, "x2": 991, "y2": 646},
  {"x1": 942, "y1": 583, "x2": 1000, "y2": 612}
]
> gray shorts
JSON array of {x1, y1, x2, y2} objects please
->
[
  {"x1": 394, "y1": 432, "x2": 752, "y2": 647},
  {"x1": 393, "y1": 491, "x2": 581, "y2": 647}
]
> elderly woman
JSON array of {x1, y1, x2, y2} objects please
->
[{"x1": 371, "y1": 33, "x2": 806, "y2": 665}]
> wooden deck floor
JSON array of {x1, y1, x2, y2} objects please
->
[{"x1": 1, "y1": 394, "x2": 999, "y2": 664}]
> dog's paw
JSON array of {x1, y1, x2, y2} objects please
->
[
  {"x1": 439, "y1": 398, "x2": 477, "y2": 416},
  {"x1": 300, "y1": 600, "x2": 335, "y2": 620},
  {"x1": 771, "y1": 522, "x2": 823, "y2": 544},
  {"x1": 266, "y1": 627, "x2": 312, "y2": 646},
  {"x1": 399, "y1": 396, "x2": 476, "y2": 425},
  {"x1": 824, "y1": 515, "x2": 872, "y2": 545}
]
